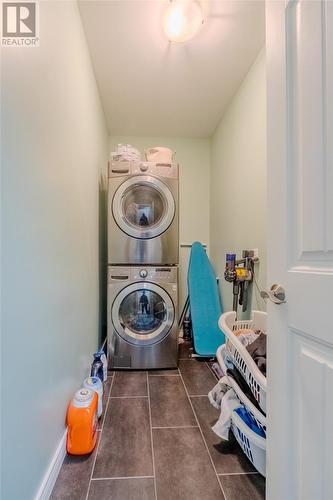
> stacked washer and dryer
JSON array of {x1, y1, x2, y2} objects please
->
[{"x1": 107, "y1": 157, "x2": 179, "y2": 369}]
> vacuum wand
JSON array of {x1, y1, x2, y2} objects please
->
[
  {"x1": 233, "y1": 283, "x2": 239, "y2": 312},
  {"x1": 225, "y1": 254, "x2": 238, "y2": 311}
]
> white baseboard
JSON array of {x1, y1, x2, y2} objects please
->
[{"x1": 34, "y1": 429, "x2": 67, "y2": 500}]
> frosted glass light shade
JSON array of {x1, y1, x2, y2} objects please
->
[{"x1": 163, "y1": 1, "x2": 204, "y2": 43}]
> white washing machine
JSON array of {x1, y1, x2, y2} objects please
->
[
  {"x1": 108, "y1": 161, "x2": 179, "y2": 265},
  {"x1": 107, "y1": 265, "x2": 178, "y2": 369}
]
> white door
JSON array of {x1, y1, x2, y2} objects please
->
[{"x1": 266, "y1": 1, "x2": 333, "y2": 499}]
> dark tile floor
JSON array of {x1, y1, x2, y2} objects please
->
[{"x1": 51, "y1": 342, "x2": 265, "y2": 500}]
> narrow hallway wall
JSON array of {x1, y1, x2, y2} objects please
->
[
  {"x1": 1, "y1": 2, "x2": 109, "y2": 498},
  {"x1": 210, "y1": 49, "x2": 267, "y2": 315},
  {"x1": 109, "y1": 136, "x2": 211, "y2": 315}
]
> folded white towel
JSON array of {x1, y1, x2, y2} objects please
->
[{"x1": 111, "y1": 144, "x2": 142, "y2": 162}]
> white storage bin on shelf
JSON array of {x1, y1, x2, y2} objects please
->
[
  {"x1": 216, "y1": 344, "x2": 266, "y2": 476},
  {"x1": 218, "y1": 311, "x2": 267, "y2": 413}
]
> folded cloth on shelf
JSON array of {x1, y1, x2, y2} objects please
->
[
  {"x1": 234, "y1": 406, "x2": 265, "y2": 438},
  {"x1": 111, "y1": 144, "x2": 142, "y2": 162},
  {"x1": 246, "y1": 332, "x2": 267, "y2": 375},
  {"x1": 226, "y1": 367, "x2": 264, "y2": 414},
  {"x1": 211, "y1": 388, "x2": 240, "y2": 440},
  {"x1": 208, "y1": 376, "x2": 230, "y2": 410}
]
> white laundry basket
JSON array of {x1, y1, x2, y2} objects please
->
[
  {"x1": 216, "y1": 344, "x2": 266, "y2": 476},
  {"x1": 218, "y1": 311, "x2": 267, "y2": 413},
  {"x1": 216, "y1": 345, "x2": 266, "y2": 435},
  {"x1": 231, "y1": 409, "x2": 266, "y2": 476}
]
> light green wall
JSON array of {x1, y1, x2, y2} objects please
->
[
  {"x1": 1, "y1": 2, "x2": 109, "y2": 499},
  {"x1": 210, "y1": 50, "x2": 267, "y2": 316},
  {"x1": 110, "y1": 136, "x2": 211, "y2": 314}
]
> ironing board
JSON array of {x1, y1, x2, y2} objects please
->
[{"x1": 187, "y1": 242, "x2": 224, "y2": 356}]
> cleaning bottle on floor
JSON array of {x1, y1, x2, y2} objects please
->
[
  {"x1": 67, "y1": 388, "x2": 98, "y2": 455},
  {"x1": 90, "y1": 352, "x2": 104, "y2": 382},
  {"x1": 97, "y1": 349, "x2": 107, "y2": 382},
  {"x1": 82, "y1": 376, "x2": 103, "y2": 418}
]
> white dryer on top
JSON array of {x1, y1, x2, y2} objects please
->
[{"x1": 108, "y1": 160, "x2": 179, "y2": 265}]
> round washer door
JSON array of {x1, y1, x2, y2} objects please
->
[
  {"x1": 112, "y1": 175, "x2": 175, "y2": 239},
  {"x1": 112, "y1": 282, "x2": 174, "y2": 346}
]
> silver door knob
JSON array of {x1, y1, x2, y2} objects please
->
[{"x1": 260, "y1": 284, "x2": 286, "y2": 304}]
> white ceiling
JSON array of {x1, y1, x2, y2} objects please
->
[{"x1": 79, "y1": 1, "x2": 265, "y2": 138}]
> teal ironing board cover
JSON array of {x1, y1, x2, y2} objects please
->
[{"x1": 187, "y1": 242, "x2": 224, "y2": 356}]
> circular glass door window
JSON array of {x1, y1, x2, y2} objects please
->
[
  {"x1": 122, "y1": 184, "x2": 164, "y2": 229},
  {"x1": 112, "y1": 175, "x2": 175, "y2": 239},
  {"x1": 112, "y1": 283, "x2": 174, "y2": 345}
]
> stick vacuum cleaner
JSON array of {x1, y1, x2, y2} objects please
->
[{"x1": 224, "y1": 250, "x2": 257, "y2": 316}]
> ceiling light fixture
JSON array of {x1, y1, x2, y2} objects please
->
[{"x1": 163, "y1": 0, "x2": 204, "y2": 43}]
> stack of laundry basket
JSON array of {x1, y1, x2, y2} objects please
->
[{"x1": 212, "y1": 310, "x2": 267, "y2": 476}]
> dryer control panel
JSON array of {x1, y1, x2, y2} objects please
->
[
  {"x1": 108, "y1": 266, "x2": 177, "y2": 284},
  {"x1": 108, "y1": 160, "x2": 178, "y2": 179}
]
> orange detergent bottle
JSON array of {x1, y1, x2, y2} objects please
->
[{"x1": 66, "y1": 388, "x2": 98, "y2": 455}]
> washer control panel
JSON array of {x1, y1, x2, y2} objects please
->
[
  {"x1": 109, "y1": 266, "x2": 177, "y2": 284},
  {"x1": 133, "y1": 267, "x2": 177, "y2": 283}
]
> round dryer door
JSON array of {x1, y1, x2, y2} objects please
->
[
  {"x1": 112, "y1": 282, "x2": 175, "y2": 346},
  {"x1": 112, "y1": 175, "x2": 175, "y2": 239}
]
